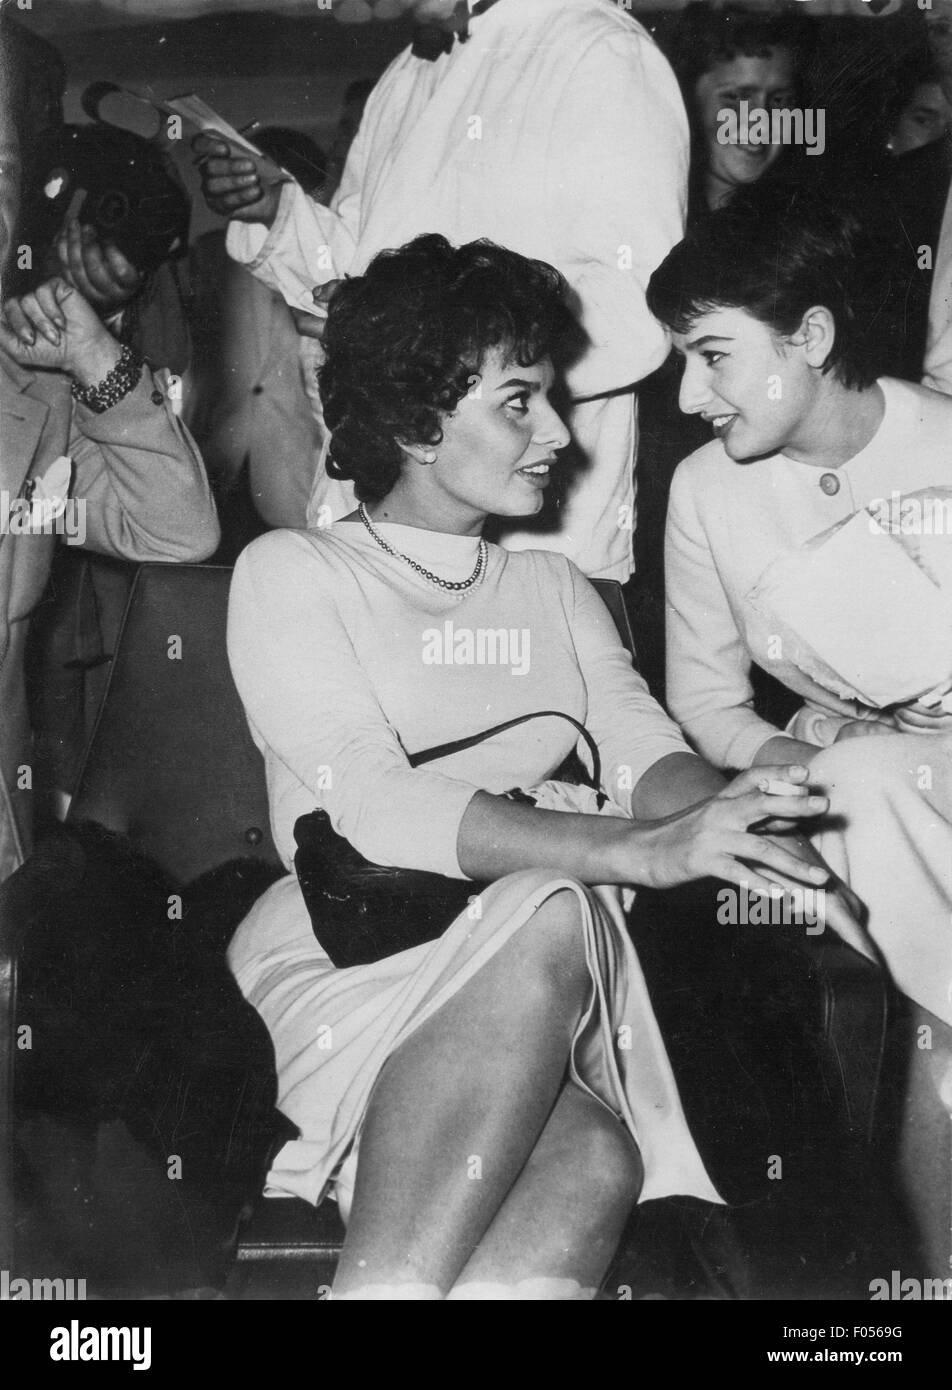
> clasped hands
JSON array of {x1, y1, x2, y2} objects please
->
[
  {"x1": 0, "y1": 275, "x2": 121, "y2": 385},
  {"x1": 628, "y1": 763, "x2": 864, "y2": 941}
]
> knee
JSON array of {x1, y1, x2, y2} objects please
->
[
  {"x1": 581, "y1": 1114, "x2": 644, "y2": 1210},
  {"x1": 514, "y1": 887, "x2": 589, "y2": 1000},
  {"x1": 534, "y1": 1099, "x2": 643, "y2": 1210},
  {"x1": 811, "y1": 735, "x2": 936, "y2": 815},
  {"x1": 809, "y1": 737, "x2": 894, "y2": 810}
]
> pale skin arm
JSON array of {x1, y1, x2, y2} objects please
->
[
  {"x1": 458, "y1": 750, "x2": 863, "y2": 941},
  {"x1": 457, "y1": 753, "x2": 830, "y2": 897},
  {"x1": 752, "y1": 734, "x2": 829, "y2": 766}
]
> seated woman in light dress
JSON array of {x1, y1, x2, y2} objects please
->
[
  {"x1": 648, "y1": 181, "x2": 952, "y2": 1278},
  {"x1": 225, "y1": 234, "x2": 856, "y2": 1301}
]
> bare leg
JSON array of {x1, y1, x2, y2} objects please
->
[
  {"x1": 446, "y1": 1080, "x2": 643, "y2": 1300},
  {"x1": 332, "y1": 889, "x2": 594, "y2": 1298}
]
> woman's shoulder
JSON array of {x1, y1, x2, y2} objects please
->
[
  {"x1": 498, "y1": 544, "x2": 578, "y2": 592},
  {"x1": 671, "y1": 438, "x2": 735, "y2": 488},
  {"x1": 667, "y1": 440, "x2": 741, "y2": 520},
  {"x1": 233, "y1": 524, "x2": 361, "y2": 579},
  {"x1": 229, "y1": 526, "x2": 370, "y2": 622},
  {"x1": 881, "y1": 375, "x2": 952, "y2": 430}
]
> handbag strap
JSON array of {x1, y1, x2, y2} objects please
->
[{"x1": 407, "y1": 710, "x2": 603, "y2": 794}]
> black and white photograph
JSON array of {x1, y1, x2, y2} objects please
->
[{"x1": 0, "y1": 0, "x2": 950, "y2": 1339}]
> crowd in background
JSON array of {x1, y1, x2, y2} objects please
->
[
  {"x1": 4, "y1": 3, "x2": 951, "y2": 826},
  {"x1": 2, "y1": 0, "x2": 952, "y2": 1300}
]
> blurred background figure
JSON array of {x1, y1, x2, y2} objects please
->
[
  {"x1": 0, "y1": 12, "x2": 219, "y2": 874},
  {"x1": 187, "y1": 125, "x2": 329, "y2": 550},
  {"x1": 323, "y1": 79, "x2": 375, "y2": 205},
  {"x1": 886, "y1": 60, "x2": 952, "y2": 158},
  {"x1": 668, "y1": 3, "x2": 812, "y2": 221},
  {"x1": 7, "y1": 28, "x2": 206, "y2": 826},
  {"x1": 635, "y1": 6, "x2": 812, "y2": 697},
  {"x1": 920, "y1": 0, "x2": 952, "y2": 396},
  {"x1": 872, "y1": 52, "x2": 952, "y2": 384}
]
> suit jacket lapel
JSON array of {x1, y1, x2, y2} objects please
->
[{"x1": 0, "y1": 356, "x2": 51, "y2": 560}]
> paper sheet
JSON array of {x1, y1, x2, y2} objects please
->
[
  {"x1": 749, "y1": 507, "x2": 952, "y2": 708},
  {"x1": 159, "y1": 93, "x2": 291, "y2": 186}
]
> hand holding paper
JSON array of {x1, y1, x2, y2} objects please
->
[{"x1": 171, "y1": 94, "x2": 291, "y2": 228}]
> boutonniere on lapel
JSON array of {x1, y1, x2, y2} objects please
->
[{"x1": 1, "y1": 454, "x2": 86, "y2": 545}]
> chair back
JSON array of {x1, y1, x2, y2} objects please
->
[{"x1": 69, "y1": 564, "x2": 279, "y2": 883}]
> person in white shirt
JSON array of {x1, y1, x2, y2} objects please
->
[
  {"x1": 193, "y1": 0, "x2": 689, "y2": 581},
  {"x1": 648, "y1": 180, "x2": 952, "y2": 1280},
  {"x1": 919, "y1": 0, "x2": 952, "y2": 394}
]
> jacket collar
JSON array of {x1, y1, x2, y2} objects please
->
[
  {"x1": 0, "y1": 349, "x2": 52, "y2": 502},
  {"x1": 0, "y1": 346, "x2": 37, "y2": 395}
]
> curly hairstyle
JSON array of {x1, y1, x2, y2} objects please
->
[
  {"x1": 319, "y1": 234, "x2": 581, "y2": 503},
  {"x1": 646, "y1": 179, "x2": 898, "y2": 391}
]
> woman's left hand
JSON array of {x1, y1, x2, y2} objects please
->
[
  {"x1": 894, "y1": 697, "x2": 952, "y2": 733},
  {"x1": 757, "y1": 835, "x2": 866, "y2": 940}
]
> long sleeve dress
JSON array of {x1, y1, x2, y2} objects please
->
[
  {"x1": 664, "y1": 376, "x2": 952, "y2": 1026},
  {"x1": 226, "y1": 521, "x2": 722, "y2": 1219}
]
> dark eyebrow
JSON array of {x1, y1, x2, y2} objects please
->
[
  {"x1": 496, "y1": 377, "x2": 541, "y2": 392},
  {"x1": 684, "y1": 334, "x2": 733, "y2": 351}
]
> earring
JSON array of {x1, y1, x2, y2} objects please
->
[{"x1": 421, "y1": 449, "x2": 437, "y2": 464}]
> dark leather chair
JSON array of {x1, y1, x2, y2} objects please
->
[{"x1": 0, "y1": 563, "x2": 888, "y2": 1294}]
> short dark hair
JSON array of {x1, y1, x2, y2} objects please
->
[
  {"x1": 667, "y1": 3, "x2": 811, "y2": 100},
  {"x1": 320, "y1": 234, "x2": 581, "y2": 503},
  {"x1": 646, "y1": 180, "x2": 893, "y2": 390}
]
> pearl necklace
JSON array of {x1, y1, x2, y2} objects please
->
[{"x1": 358, "y1": 503, "x2": 488, "y2": 594}]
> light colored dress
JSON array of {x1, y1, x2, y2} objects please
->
[
  {"x1": 226, "y1": 522, "x2": 722, "y2": 1218},
  {"x1": 664, "y1": 376, "x2": 952, "y2": 1025}
]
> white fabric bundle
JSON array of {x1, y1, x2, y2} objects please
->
[{"x1": 748, "y1": 489, "x2": 952, "y2": 709}]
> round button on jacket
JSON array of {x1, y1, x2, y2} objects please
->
[
  {"x1": 819, "y1": 472, "x2": 840, "y2": 496},
  {"x1": 150, "y1": 389, "x2": 165, "y2": 406}
]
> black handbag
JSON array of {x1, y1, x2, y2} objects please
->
[{"x1": 293, "y1": 711, "x2": 606, "y2": 968}]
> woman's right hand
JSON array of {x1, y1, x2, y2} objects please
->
[
  {"x1": 192, "y1": 134, "x2": 284, "y2": 225},
  {"x1": 620, "y1": 764, "x2": 832, "y2": 896}
]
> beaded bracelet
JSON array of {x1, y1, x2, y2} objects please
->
[{"x1": 70, "y1": 343, "x2": 144, "y2": 414}]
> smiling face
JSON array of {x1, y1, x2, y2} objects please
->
[
  {"x1": 694, "y1": 49, "x2": 798, "y2": 207},
  {"x1": 672, "y1": 306, "x2": 822, "y2": 462},
  {"x1": 382, "y1": 347, "x2": 571, "y2": 533}
]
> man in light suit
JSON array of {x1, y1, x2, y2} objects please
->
[{"x1": 0, "y1": 43, "x2": 219, "y2": 880}]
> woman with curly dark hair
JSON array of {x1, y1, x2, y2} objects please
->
[{"x1": 225, "y1": 234, "x2": 857, "y2": 1300}]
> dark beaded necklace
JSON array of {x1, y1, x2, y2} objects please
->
[{"x1": 358, "y1": 503, "x2": 488, "y2": 594}]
